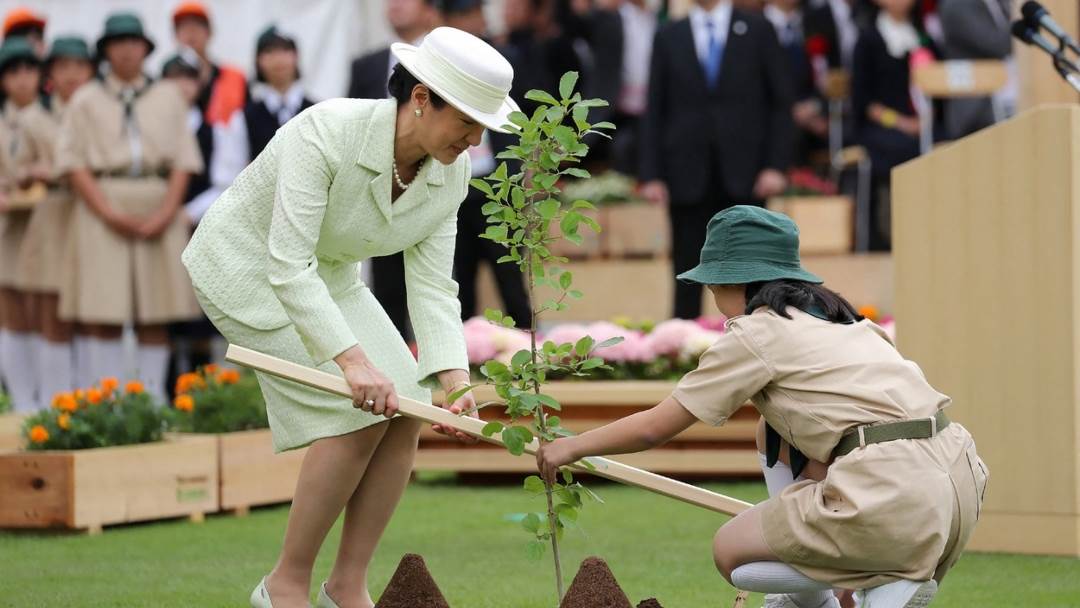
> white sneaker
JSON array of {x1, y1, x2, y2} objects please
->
[
  {"x1": 250, "y1": 577, "x2": 274, "y2": 608},
  {"x1": 762, "y1": 593, "x2": 840, "y2": 608},
  {"x1": 316, "y1": 582, "x2": 341, "y2": 608},
  {"x1": 858, "y1": 579, "x2": 937, "y2": 608}
]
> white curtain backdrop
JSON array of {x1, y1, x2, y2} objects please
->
[{"x1": 0, "y1": 0, "x2": 396, "y2": 101}]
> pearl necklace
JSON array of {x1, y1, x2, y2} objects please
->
[{"x1": 392, "y1": 157, "x2": 423, "y2": 191}]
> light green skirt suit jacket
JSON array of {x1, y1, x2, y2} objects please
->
[{"x1": 182, "y1": 98, "x2": 471, "y2": 452}]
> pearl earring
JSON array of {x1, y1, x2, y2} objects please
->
[{"x1": 414, "y1": 108, "x2": 423, "y2": 117}]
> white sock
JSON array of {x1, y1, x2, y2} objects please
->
[
  {"x1": 37, "y1": 338, "x2": 74, "y2": 405},
  {"x1": 760, "y1": 452, "x2": 806, "y2": 498},
  {"x1": 732, "y1": 562, "x2": 832, "y2": 594},
  {"x1": 88, "y1": 337, "x2": 126, "y2": 384},
  {"x1": 858, "y1": 579, "x2": 936, "y2": 608},
  {"x1": 73, "y1": 336, "x2": 92, "y2": 389},
  {"x1": 137, "y1": 343, "x2": 170, "y2": 405},
  {"x1": 1, "y1": 330, "x2": 40, "y2": 412}
]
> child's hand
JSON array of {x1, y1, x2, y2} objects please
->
[{"x1": 536, "y1": 438, "x2": 578, "y2": 485}]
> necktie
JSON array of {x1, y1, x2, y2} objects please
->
[{"x1": 704, "y1": 18, "x2": 724, "y2": 90}]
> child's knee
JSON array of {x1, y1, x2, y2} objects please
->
[{"x1": 712, "y1": 527, "x2": 737, "y2": 584}]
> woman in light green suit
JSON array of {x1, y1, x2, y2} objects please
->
[{"x1": 182, "y1": 28, "x2": 519, "y2": 608}]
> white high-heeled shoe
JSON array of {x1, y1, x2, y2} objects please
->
[
  {"x1": 316, "y1": 582, "x2": 341, "y2": 608},
  {"x1": 857, "y1": 579, "x2": 937, "y2": 607},
  {"x1": 250, "y1": 577, "x2": 274, "y2": 608}
]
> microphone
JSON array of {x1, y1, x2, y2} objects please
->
[
  {"x1": 1013, "y1": 20, "x2": 1080, "y2": 92},
  {"x1": 1021, "y1": 1, "x2": 1080, "y2": 55}
]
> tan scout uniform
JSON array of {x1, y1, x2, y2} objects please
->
[
  {"x1": 673, "y1": 307, "x2": 989, "y2": 589},
  {"x1": 56, "y1": 74, "x2": 203, "y2": 325},
  {"x1": 0, "y1": 101, "x2": 43, "y2": 289},
  {"x1": 13, "y1": 99, "x2": 72, "y2": 293}
]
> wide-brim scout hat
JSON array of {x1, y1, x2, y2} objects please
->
[
  {"x1": 677, "y1": 205, "x2": 823, "y2": 286},
  {"x1": 2, "y1": 7, "x2": 45, "y2": 38},
  {"x1": 391, "y1": 26, "x2": 519, "y2": 133},
  {"x1": 0, "y1": 35, "x2": 39, "y2": 74},
  {"x1": 97, "y1": 12, "x2": 155, "y2": 57},
  {"x1": 173, "y1": 1, "x2": 211, "y2": 28},
  {"x1": 46, "y1": 36, "x2": 92, "y2": 65}
]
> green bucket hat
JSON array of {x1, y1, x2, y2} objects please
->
[
  {"x1": 97, "y1": 12, "x2": 155, "y2": 57},
  {"x1": 47, "y1": 36, "x2": 92, "y2": 64},
  {"x1": 0, "y1": 36, "x2": 39, "y2": 74},
  {"x1": 677, "y1": 205, "x2": 823, "y2": 286}
]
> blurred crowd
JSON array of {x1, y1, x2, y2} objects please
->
[{"x1": 0, "y1": 0, "x2": 1013, "y2": 413}]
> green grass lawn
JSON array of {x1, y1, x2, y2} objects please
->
[{"x1": 1, "y1": 478, "x2": 1077, "y2": 607}]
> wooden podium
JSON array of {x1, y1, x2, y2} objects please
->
[{"x1": 893, "y1": 105, "x2": 1080, "y2": 556}]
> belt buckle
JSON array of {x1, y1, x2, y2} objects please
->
[
  {"x1": 857, "y1": 425, "x2": 867, "y2": 448},
  {"x1": 929, "y1": 414, "x2": 938, "y2": 437}
]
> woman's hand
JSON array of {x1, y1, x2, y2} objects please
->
[
  {"x1": 537, "y1": 437, "x2": 579, "y2": 485},
  {"x1": 136, "y1": 205, "x2": 179, "y2": 240},
  {"x1": 336, "y1": 347, "x2": 398, "y2": 418},
  {"x1": 433, "y1": 369, "x2": 479, "y2": 444},
  {"x1": 102, "y1": 208, "x2": 145, "y2": 239}
]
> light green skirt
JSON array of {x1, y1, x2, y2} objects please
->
[{"x1": 194, "y1": 285, "x2": 431, "y2": 453}]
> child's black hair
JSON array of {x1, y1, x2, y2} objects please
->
[{"x1": 744, "y1": 280, "x2": 863, "y2": 324}]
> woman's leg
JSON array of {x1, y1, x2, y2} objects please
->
[
  {"x1": 324, "y1": 416, "x2": 423, "y2": 608},
  {"x1": 134, "y1": 324, "x2": 171, "y2": 404},
  {"x1": 84, "y1": 323, "x2": 124, "y2": 383},
  {"x1": 266, "y1": 423, "x2": 391, "y2": 608}
]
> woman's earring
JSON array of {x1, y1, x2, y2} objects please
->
[{"x1": 414, "y1": 108, "x2": 423, "y2": 118}]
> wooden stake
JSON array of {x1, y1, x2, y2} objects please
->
[{"x1": 226, "y1": 345, "x2": 753, "y2": 516}]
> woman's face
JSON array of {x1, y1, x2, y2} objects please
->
[
  {"x1": 1, "y1": 63, "x2": 41, "y2": 106},
  {"x1": 414, "y1": 89, "x2": 486, "y2": 165},
  {"x1": 874, "y1": 0, "x2": 916, "y2": 15},
  {"x1": 104, "y1": 37, "x2": 149, "y2": 80},
  {"x1": 708, "y1": 284, "x2": 747, "y2": 319},
  {"x1": 257, "y1": 47, "x2": 298, "y2": 89},
  {"x1": 49, "y1": 58, "x2": 94, "y2": 102}
]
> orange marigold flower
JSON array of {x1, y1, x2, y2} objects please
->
[
  {"x1": 100, "y1": 377, "x2": 120, "y2": 394},
  {"x1": 57, "y1": 413, "x2": 71, "y2": 430},
  {"x1": 174, "y1": 394, "x2": 195, "y2": 412},
  {"x1": 858, "y1": 305, "x2": 880, "y2": 322},
  {"x1": 125, "y1": 380, "x2": 144, "y2": 395},
  {"x1": 175, "y1": 372, "x2": 205, "y2": 395},
  {"x1": 217, "y1": 369, "x2": 241, "y2": 385},
  {"x1": 74, "y1": 389, "x2": 86, "y2": 401},
  {"x1": 87, "y1": 388, "x2": 104, "y2": 405},
  {"x1": 203, "y1": 363, "x2": 219, "y2": 375},
  {"x1": 29, "y1": 425, "x2": 49, "y2": 444},
  {"x1": 53, "y1": 393, "x2": 78, "y2": 413}
]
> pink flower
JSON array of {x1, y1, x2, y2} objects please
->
[
  {"x1": 695, "y1": 316, "x2": 727, "y2": 332},
  {"x1": 542, "y1": 324, "x2": 591, "y2": 350},
  {"x1": 585, "y1": 321, "x2": 651, "y2": 363},
  {"x1": 680, "y1": 330, "x2": 724, "y2": 360},
  {"x1": 644, "y1": 319, "x2": 702, "y2": 357},
  {"x1": 463, "y1": 317, "x2": 499, "y2": 364}
]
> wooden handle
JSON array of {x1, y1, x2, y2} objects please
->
[{"x1": 226, "y1": 344, "x2": 753, "y2": 516}]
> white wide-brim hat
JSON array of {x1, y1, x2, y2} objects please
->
[{"x1": 391, "y1": 27, "x2": 520, "y2": 133}]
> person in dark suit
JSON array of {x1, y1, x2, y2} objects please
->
[
  {"x1": 639, "y1": 0, "x2": 794, "y2": 320},
  {"x1": 766, "y1": 0, "x2": 828, "y2": 166},
  {"x1": 347, "y1": 0, "x2": 441, "y2": 341},
  {"x1": 804, "y1": 0, "x2": 873, "y2": 71},
  {"x1": 441, "y1": 0, "x2": 532, "y2": 328},
  {"x1": 938, "y1": 0, "x2": 1012, "y2": 139}
]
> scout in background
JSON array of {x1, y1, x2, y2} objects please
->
[
  {"x1": 11, "y1": 37, "x2": 94, "y2": 403},
  {"x1": 56, "y1": 13, "x2": 203, "y2": 404},
  {"x1": 1, "y1": 7, "x2": 46, "y2": 58},
  {"x1": 0, "y1": 36, "x2": 46, "y2": 412},
  {"x1": 537, "y1": 206, "x2": 988, "y2": 608}
]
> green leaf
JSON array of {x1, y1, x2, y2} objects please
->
[
  {"x1": 596, "y1": 336, "x2": 625, "y2": 349},
  {"x1": 525, "y1": 89, "x2": 559, "y2": 106},
  {"x1": 546, "y1": 416, "x2": 561, "y2": 428},
  {"x1": 523, "y1": 475, "x2": 546, "y2": 494},
  {"x1": 483, "y1": 224, "x2": 508, "y2": 241},
  {"x1": 563, "y1": 168, "x2": 590, "y2": 179},
  {"x1": 561, "y1": 469, "x2": 574, "y2": 485},
  {"x1": 592, "y1": 121, "x2": 617, "y2": 130},
  {"x1": 536, "y1": 393, "x2": 561, "y2": 411},
  {"x1": 484, "y1": 308, "x2": 504, "y2": 323},
  {"x1": 569, "y1": 290, "x2": 583, "y2": 299},
  {"x1": 574, "y1": 336, "x2": 595, "y2": 357},
  {"x1": 559, "y1": 71, "x2": 579, "y2": 100},
  {"x1": 494, "y1": 161, "x2": 508, "y2": 181},
  {"x1": 522, "y1": 512, "x2": 542, "y2": 533},
  {"x1": 525, "y1": 539, "x2": 546, "y2": 561},
  {"x1": 501, "y1": 315, "x2": 516, "y2": 328},
  {"x1": 481, "y1": 201, "x2": 503, "y2": 216},
  {"x1": 482, "y1": 421, "x2": 505, "y2": 437},
  {"x1": 511, "y1": 349, "x2": 532, "y2": 369},
  {"x1": 537, "y1": 198, "x2": 560, "y2": 220},
  {"x1": 511, "y1": 187, "x2": 525, "y2": 209},
  {"x1": 571, "y1": 199, "x2": 596, "y2": 210},
  {"x1": 560, "y1": 212, "x2": 581, "y2": 237},
  {"x1": 555, "y1": 503, "x2": 579, "y2": 522},
  {"x1": 471, "y1": 178, "x2": 495, "y2": 197},
  {"x1": 508, "y1": 111, "x2": 530, "y2": 127},
  {"x1": 481, "y1": 361, "x2": 508, "y2": 378},
  {"x1": 447, "y1": 384, "x2": 473, "y2": 403},
  {"x1": 559, "y1": 271, "x2": 573, "y2": 290},
  {"x1": 503, "y1": 427, "x2": 525, "y2": 455},
  {"x1": 580, "y1": 357, "x2": 605, "y2": 370},
  {"x1": 576, "y1": 98, "x2": 610, "y2": 108}
]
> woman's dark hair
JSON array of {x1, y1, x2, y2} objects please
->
[
  {"x1": 0, "y1": 57, "x2": 41, "y2": 78},
  {"x1": 744, "y1": 280, "x2": 863, "y2": 324},
  {"x1": 387, "y1": 63, "x2": 447, "y2": 108}
]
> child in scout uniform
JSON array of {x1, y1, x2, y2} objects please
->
[
  {"x1": 56, "y1": 13, "x2": 203, "y2": 403},
  {"x1": 537, "y1": 206, "x2": 988, "y2": 608},
  {"x1": 0, "y1": 35, "x2": 46, "y2": 411},
  {"x1": 13, "y1": 37, "x2": 94, "y2": 399}
]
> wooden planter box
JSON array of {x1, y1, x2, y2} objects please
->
[
  {"x1": 0, "y1": 413, "x2": 25, "y2": 453},
  {"x1": 767, "y1": 195, "x2": 854, "y2": 254},
  {"x1": 215, "y1": 429, "x2": 306, "y2": 514},
  {"x1": 602, "y1": 203, "x2": 670, "y2": 258},
  {"x1": 421, "y1": 381, "x2": 762, "y2": 476},
  {"x1": 0, "y1": 434, "x2": 218, "y2": 534}
]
